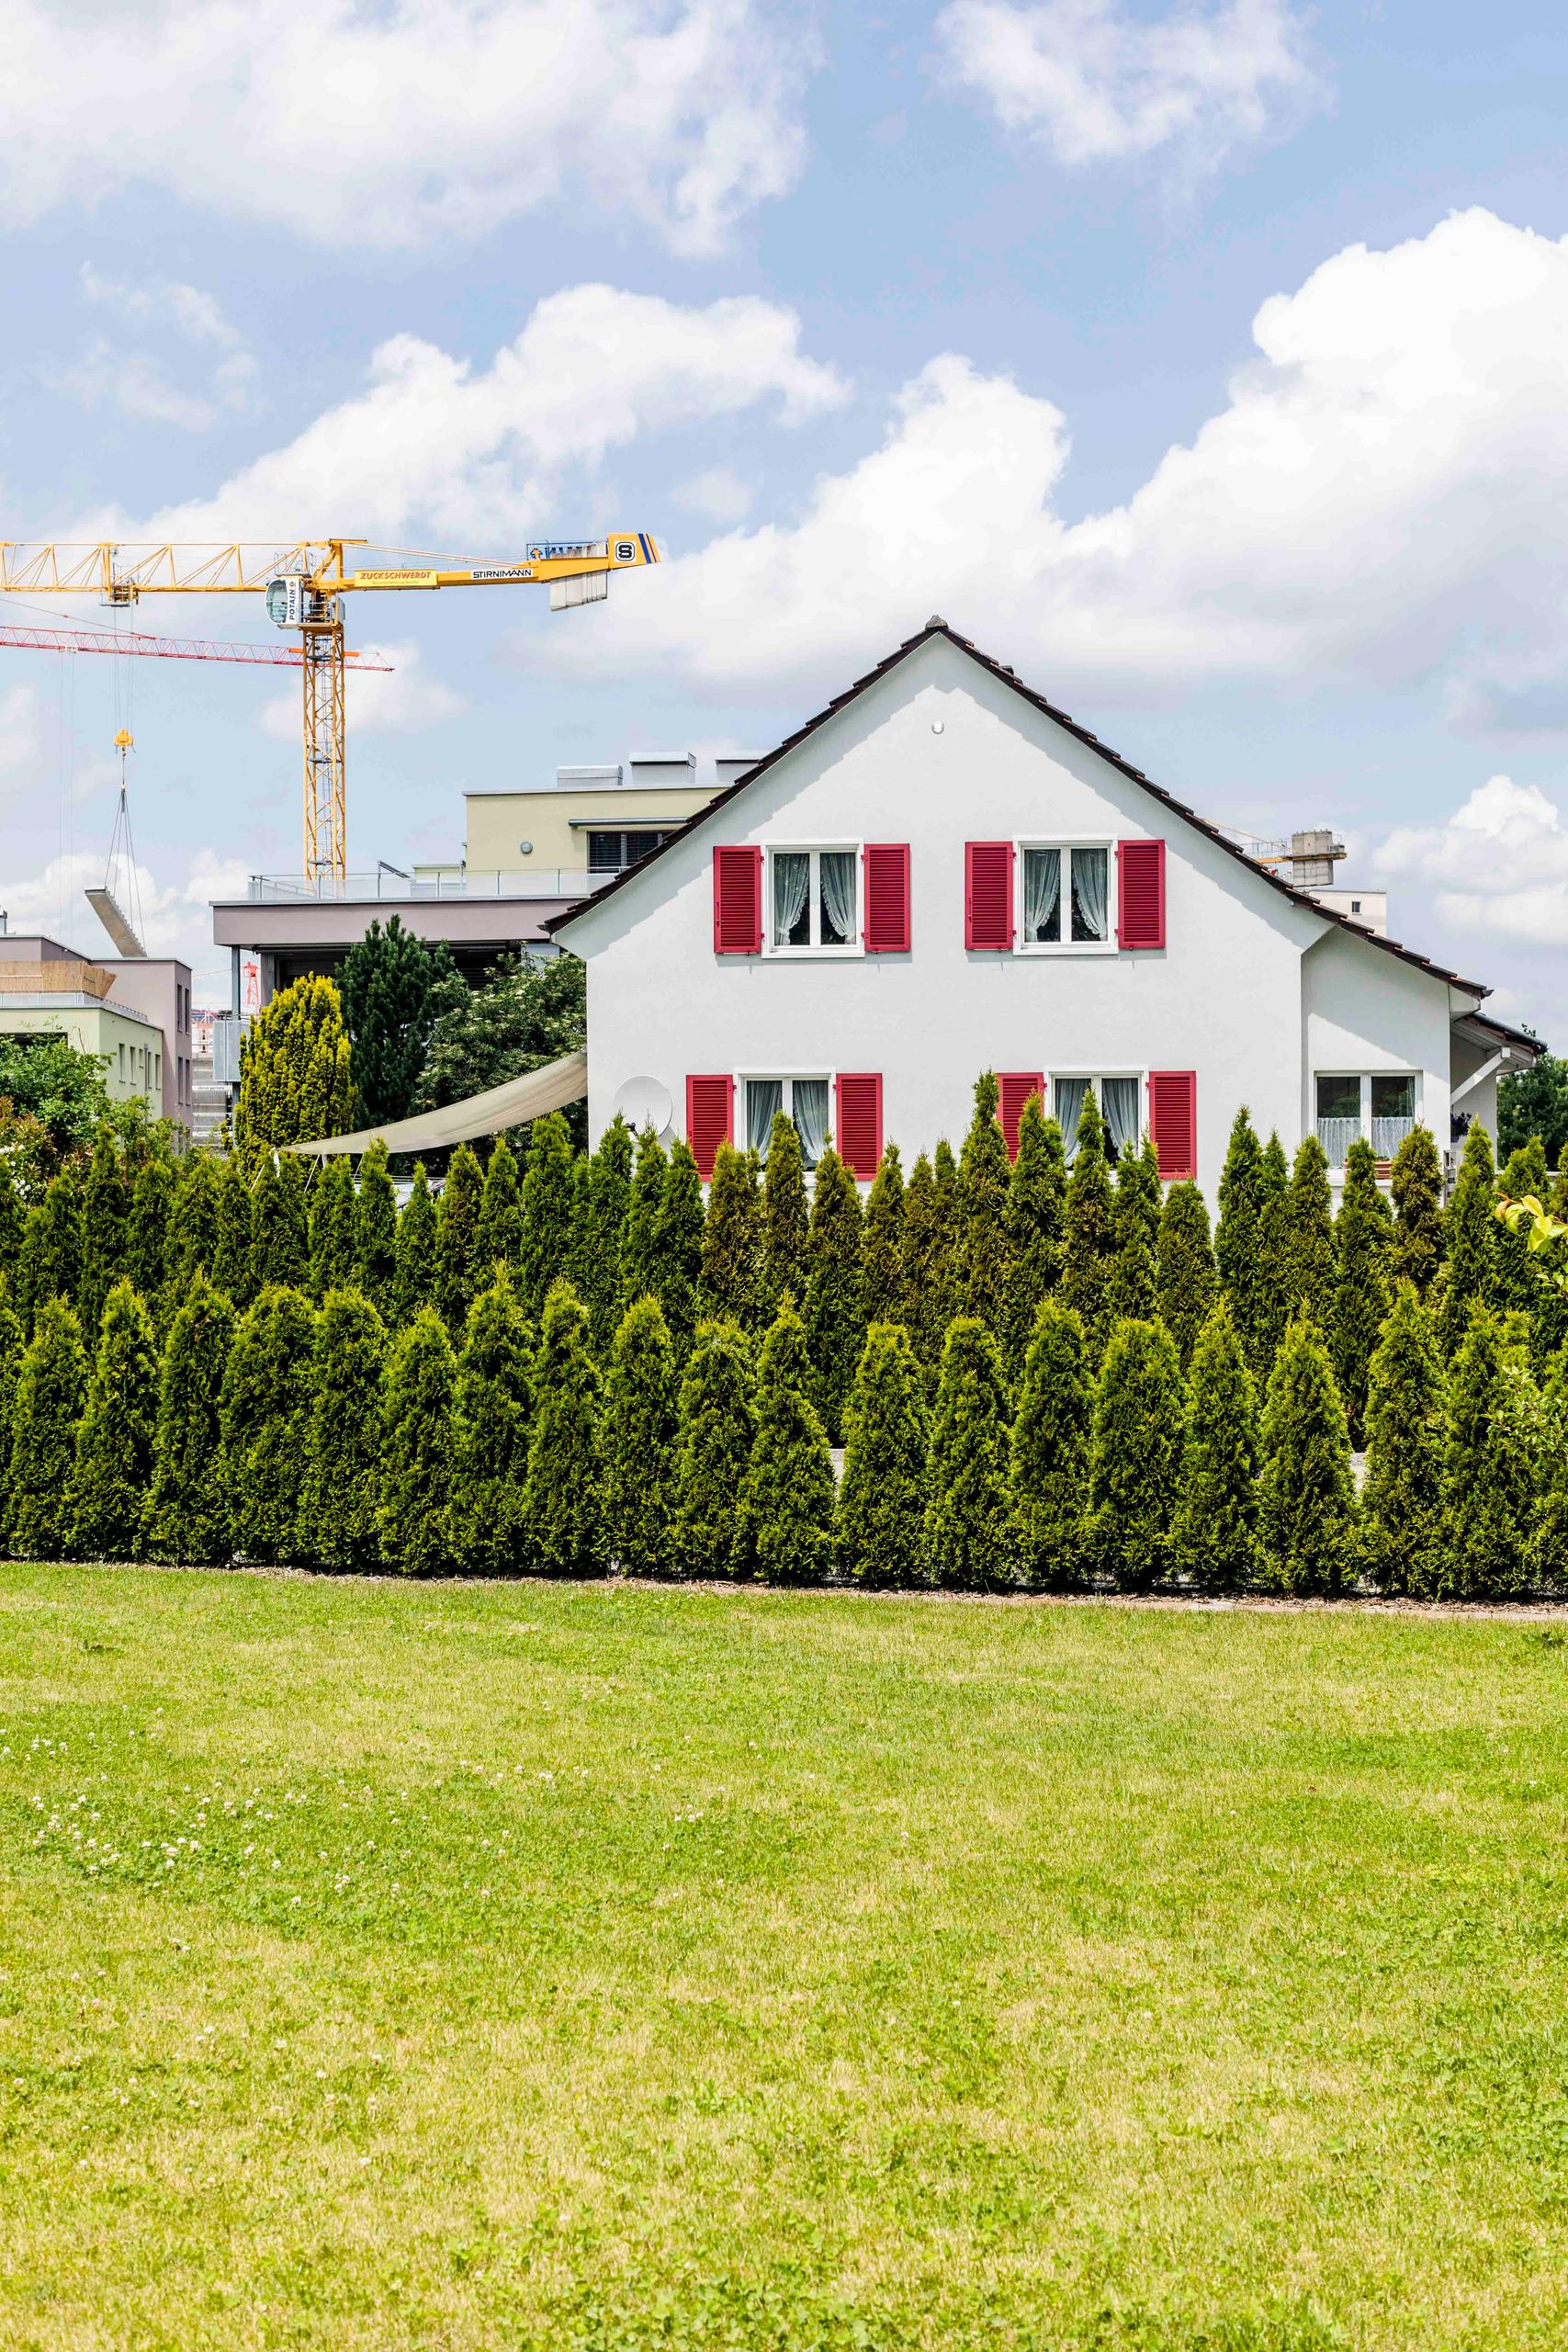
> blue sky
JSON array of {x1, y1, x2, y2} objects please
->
[{"x1": 4, "y1": 0, "x2": 1568, "y2": 1021}]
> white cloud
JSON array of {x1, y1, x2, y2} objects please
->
[
  {"x1": 936, "y1": 0, "x2": 1319, "y2": 175},
  {"x1": 538, "y1": 211, "x2": 1568, "y2": 725},
  {"x1": 2, "y1": 845, "x2": 246, "y2": 983},
  {"x1": 258, "y1": 641, "x2": 467, "y2": 741},
  {"x1": 47, "y1": 267, "x2": 257, "y2": 431},
  {"x1": 0, "y1": 0, "x2": 810, "y2": 258},
  {"x1": 675, "y1": 466, "x2": 757, "y2": 525},
  {"x1": 0, "y1": 683, "x2": 43, "y2": 788},
  {"x1": 1377, "y1": 776, "x2": 1568, "y2": 948}
]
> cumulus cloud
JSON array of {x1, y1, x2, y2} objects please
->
[
  {"x1": 0, "y1": 683, "x2": 43, "y2": 789},
  {"x1": 936, "y1": 0, "x2": 1319, "y2": 175},
  {"x1": 4, "y1": 846, "x2": 249, "y2": 983},
  {"x1": 675, "y1": 466, "x2": 757, "y2": 525},
  {"x1": 537, "y1": 211, "x2": 1568, "y2": 724},
  {"x1": 45, "y1": 266, "x2": 260, "y2": 431},
  {"x1": 1377, "y1": 775, "x2": 1568, "y2": 948},
  {"x1": 0, "y1": 0, "x2": 810, "y2": 257},
  {"x1": 258, "y1": 642, "x2": 467, "y2": 741}
]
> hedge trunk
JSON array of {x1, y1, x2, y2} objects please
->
[
  {"x1": 837, "y1": 1322, "x2": 930, "y2": 1588},
  {"x1": 1496, "y1": 1136, "x2": 1550, "y2": 1317},
  {"x1": 522, "y1": 1279, "x2": 605, "y2": 1577},
  {"x1": 8, "y1": 1297, "x2": 87, "y2": 1560},
  {"x1": 0, "y1": 1290, "x2": 24, "y2": 1542},
  {"x1": 1250, "y1": 1136, "x2": 1292, "y2": 1384},
  {"x1": 922, "y1": 1314, "x2": 1014, "y2": 1591},
  {"x1": 672, "y1": 1320, "x2": 757, "y2": 1580},
  {"x1": 169, "y1": 1151, "x2": 220, "y2": 1294},
  {"x1": 68, "y1": 1281, "x2": 158, "y2": 1563},
  {"x1": 1010, "y1": 1297, "x2": 1091, "y2": 1589},
  {"x1": 602, "y1": 1296, "x2": 679, "y2": 1577},
  {"x1": 1283, "y1": 1135, "x2": 1337, "y2": 1329},
  {"x1": 1172, "y1": 1298, "x2": 1259, "y2": 1589},
  {"x1": 735, "y1": 1296, "x2": 835, "y2": 1586},
  {"x1": 299, "y1": 1287, "x2": 387, "y2": 1573}
]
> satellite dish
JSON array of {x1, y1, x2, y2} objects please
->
[{"x1": 612, "y1": 1075, "x2": 672, "y2": 1139}]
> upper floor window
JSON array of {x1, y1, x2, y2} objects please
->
[
  {"x1": 1021, "y1": 843, "x2": 1111, "y2": 950},
  {"x1": 1315, "y1": 1071, "x2": 1417, "y2": 1168},
  {"x1": 769, "y1": 847, "x2": 858, "y2": 953},
  {"x1": 1053, "y1": 1071, "x2": 1142, "y2": 1162},
  {"x1": 588, "y1": 828, "x2": 670, "y2": 874},
  {"x1": 743, "y1": 1073, "x2": 830, "y2": 1165}
]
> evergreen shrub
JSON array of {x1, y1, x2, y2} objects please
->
[
  {"x1": 671, "y1": 1320, "x2": 756, "y2": 1580},
  {"x1": 521, "y1": 1279, "x2": 605, "y2": 1577},
  {"x1": 923, "y1": 1315, "x2": 1014, "y2": 1590},
  {"x1": 1010, "y1": 1297, "x2": 1091, "y2": 1589},
  {"x1": 8, "y1": 1297, "x2": 87, "y2": 1560},
  {"x1": 1088, "y1": 1317, "x2": 1183, "y2": 1592},
  {"x1": 837, "y1": 1322, "x2": 929, "y2": 1588},
  {"x1": 69, "y1": 1281, "x2": 158, "y2": 1562},
  {"x1": 1172, "y1": 1298, "x2": 1259, "y2": 1589},
  {"x1": 1257, "y1": 1317, "x2": 1357, "y2": 1596},
  {"x1": 601, "y1": 1295, "x2": 679, "y2": 1577},
  {"x1": 735, "y1": 1296, "x2": 835, "y2": 1586}
]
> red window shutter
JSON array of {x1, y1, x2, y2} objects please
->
[
  {"x1": 1148, "y1": 1071, "x2": 1196, "y2": 1181},
  {"x1": 965, "y1": 842, "x2": 1013, "y2": 951},
  {"x1": 863, "y1": 842, "x2": 910, "y2": 952},
  {"x1": 685, "y1": 1074, "x2": 733, "y2": 1179},
  {"x1": 712, "y1": 845, "x2": 761, "y2": 954},
  {"x1": 834, "y1": 1073, "x2": 883, "y2": 1181},
  {"x1": 1117, "y1": 838, "x2": 1166, "y2": 950},
  {"x1": 998, "y1": 1071, "x2": 1044, "y2": 1162}
]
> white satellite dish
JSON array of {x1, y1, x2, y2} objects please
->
[{"x1": 612, "y1": 1075, "x2": 673, "y2": 1139}]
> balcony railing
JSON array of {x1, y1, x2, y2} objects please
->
[{"x1": 244, "y1": 869, "x2": 595, "y2": 904}]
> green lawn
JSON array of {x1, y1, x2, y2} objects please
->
[{"x1": 3, "y1": 1573, "x2": 1568, "y2": 2350}]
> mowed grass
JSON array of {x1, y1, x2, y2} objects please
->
[{"x1": 3, "y1": 1577, "x2": 1568, "y2": 2351}]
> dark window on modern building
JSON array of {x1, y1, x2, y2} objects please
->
[{"x1": 588, "y1": 829, "x2": 670, "y2": 873}]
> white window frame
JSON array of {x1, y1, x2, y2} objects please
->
[
  {"x1": 738, "y1": 1069, "x2": 837, "y2": 1166},
  {"x1": 1017, "y1": 838, "x2": 1115, "y2": 956},
  {"x1": 1050, "y1": 1068, "x2": 1148, "y2": 1158},
  {"x1": 763, "y1": 842, "x2": 864, "y2": 958},
  {"x1": 1314, "y1": 1070, "x2": 1420, "y2": 1170}
]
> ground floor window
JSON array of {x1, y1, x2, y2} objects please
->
[
  {"x1": 1315, "y1": 1071, "x2": 1417, "y2": 1167},
  {"x1": 1053, "y1": 1072, "x2": 1142, "y2": 1160},
  {"x1": 743, "y1": 1074, "x2": 830, "y2": 1166}
]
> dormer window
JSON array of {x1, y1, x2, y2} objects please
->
[{"x1": 768, "y1": 846, "x2": 859, "y2": 953}]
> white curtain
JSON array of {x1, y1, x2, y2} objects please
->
[
  {"x1": 793, "y1": 1078, "x2": 829, "y2": 1169},
  {"x1": 1102, "y1": 1076, "x2": 1139, "y2": 1160},
  {"x1": 1055, "y1": 1077, "x2": 1089, "y2": 1164},
  {"x1": 748, "y1": 1078, "x2": 784, "y2": 1154},
  {"x1": 773, "y1": 852, "x2": 809, "y2": 944},
  {"x1": 819, "y1": 851, "x2": 857, "y2": 946},
  {"x1": 1072, "y1": 846, "x2": 1109, "y2": 943},
  {"x1": 1023, "y1": 846, "x2": 1061, "y2": 943}
]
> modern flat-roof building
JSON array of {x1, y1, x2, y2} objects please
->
[{"x1": 0, "y1": 933, "x2": 191, "y2": 1122}]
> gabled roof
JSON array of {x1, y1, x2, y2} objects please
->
[{"x1": 547, "y1": 616, "x2": 1531, "y2": 1038}]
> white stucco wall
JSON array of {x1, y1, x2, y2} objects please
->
[
  {"x1": 1301, "y1": 929, "x2": 1455, "y2": 1156},
  {"x1": 563, "y1": 634, "x2": 1350, "y2": 1198}
]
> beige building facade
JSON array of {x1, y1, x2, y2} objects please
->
[{"x1": 460, "y1": 756, "x2": 757, "y2": 887}]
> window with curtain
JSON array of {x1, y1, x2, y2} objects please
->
[
  {"x1": 1054, "y1": 1073, "x2": 1143, "y2": 1163},
  {"x1": 1019, "y1": 843, "x2": 1110, "y2": 948},
  {"x1": 745, "y1": 1077, "x2": 784, "y2": 1154},
  {"x1": 747, "y1": 1075, "x2": 831, "y2": 1170},
  {"x1": 1314, "y1": 1072, "x2": 1417, "y2": 1167},
  {"x1": 766, "y1": 848, "x2": 859, "y2": 950}
]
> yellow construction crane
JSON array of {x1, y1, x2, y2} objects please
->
[{"x1": 0, "y1": 534, "x2": 660, "y2": 884}]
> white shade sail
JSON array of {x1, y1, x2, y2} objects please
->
[{"x1": 284, "y1": 1048, "x2": 588, "y2": 1159}]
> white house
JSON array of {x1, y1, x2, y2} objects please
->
[{"x1": 548, "y1": 620, "x2": 1538, "y2": 1196}]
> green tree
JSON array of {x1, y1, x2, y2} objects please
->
[
  {"x1": 1251, "y1": 1135, "x2": 1292, "y2": 1382},
  {"x1": 79, "y1": 1130, "x2": 129, "y2": 1340},
  {"x1": 1060, "y1": 1090, "x2": 1115, "y2": 1359},
  {"x1": 1332, "y1": 1137, "x2": 1393, "y2": 1441},
  {"x1": 354, "y1": 1138, "x2": 399, "y2": 1316},
  {"x1": 213, "y1": 1152, "x2": 254, "y2": 1306},
  {"x1": 837, "y1": 1322, "x2": 929, "y2": 1588},
  {"x1": 1010, "y1": 1297, "x2": 1091, "y2": 1589},
  {"x1": 802, "y1": 1142, "x2": 864, "y2": 1442},
  {"x1": 0, "y1": 1288, "x2": 23, "y2": 1540},
  {"x1": 761, "y1": 1112, "x2": 808, "y2": 1317},
  {"x1": 1215, "y1": 1109, "x2": 1267, "y2": 1368},
  {"x1": 250, "y1": 1149, "x2": 310, "y2": 1295},
  {"x1": 1283, "y1": 1134, "x2": 1337, "y2": 1328},
  {"x1": 1155, "y1": 1180, "x2": 1218, "y2": 1372},
  {"x1": 392, "y1": 1161, "x2": 437, "y2": 1325},
  {"x1": 169, "y1": 1150, "x2": 221, "y2": 1293},
  {"x1": 620, "y1": 1128, "x2": 668, "y2": 1311},
  {"x1": 0, "y1": 1160, "x2": 26, "y2": 1293},
  {"x1": 1088, "y1": 1317, "x2": 1184, "y2": 1591},
  {"x1": 518, "y1": 1112, "x2": 576, "y2": 1318},
  {"x1": 1496, "y1": 1136, "x2": 1550, "y2": 1317},
  {"x1": 954, "y1": 1072, "x2": 1012, "y2": 1330},
  {"x1": 434, "y1": 1141, "x2": 486, "y2": 1335},
  {"x1": 299, "y1": 1287, "x2": 386, "y2": 1573},
  {"x1": 1438, "y1": 1302, "x2": 1533, "y2": 1600},
  {"x1": 307, "y1": 1154, "x2": 356, "y2": 1301},
  {"x1": 68, "y1": 1281, "x2": 158, "y2": 1562},
  {"x1": 860, "y1": 1142, "x2": 906, "y2": 1330},
  {"x1": 1439, "y1": 1121, "x2": 1497, "y2": 1355},
  {"x1": 901, "y1": 1151, "x2": 954, "y2": 1372},
  {"x1": 1390, "y1": 1124, "x2": 1445, "y2": 1296},
  {"x1": 1172, "y1": 1298, "x2": 1259, "y2": 1589},
  {"x1": 233, "y1": 973, "x2": 354, "y2": 1159},
  {"x1": 448, "y1": 1267, "x2": 533, "y2": 1575},
  {"x1": 1499, "y1": 1043, "x2": 1568, "y2": 1165},
  {"x1": 414, "y1": 950, "x2": 587, "y2": 1144},
  {"x1": 671, "y1": 1320, "x2": 756, "y2": 1580},
  {"x1": 1001, "y1": 1100, "x2": 1066, "y2": 1374},
  {"x1": 22, "y1": 1167, "x2": 84, "y2": 1322},
  {"x1": 1258, "y1": 1317, "x2": 1357, "y2": 1595},
  {"x1": 337, "y1": 914, "x2": 457, "y2": 1124},
  {"x1": 126, "y1": 1154, "x2": 175, "y2": 1317},
  {"x1": 1106, "y1": 1133, "x2": 1160, "y2": 1327},
  {"x1": 378, "y1": 1306, "x2": 457, "y2": 1576},
  {"x1": 702, "y1": 1141, "x2": 765, "y2": 1330},
  {"x1": 221, "y1": 1285, "x2": 315, "y2": 1566},
  {"x1": 602, "y1": 1296, "x2": 679, "y2": 1577},
  {"x1": 521, "y1": 1279, "x2": 604, "y2": 1576},
  {"x1": 7, "y1": 1297, "x2": 86, "y2": 1558},
  {"x1": 923, "y1": 1315, "x2": 1014, "y2": 1590},
  {"x1": 932, "y1": 1138, "x2": 959, "y2": 1264},
  {"x1": 576, "y1": 1115, "x2": 633, "y2": 1354},
  {"x1": 652, "y1": 1137, "x2": 705, "y2": 1360},
  {"x1": 141, "y1": 1275, "x2": 235, "y2": 1566},
  {"x1": 475, "y1": 1135, "x2": 525, "y2": 1284},
  {"x1": 735, "y1": 1295, "x2": 835, "y2": 1586},
  {"x1": 0, "y1": 1034, "x2": 110, "y2": 1155},
  {"x1": 1362, "y1": 1282, "x2": 1446, "y2": 1596}
]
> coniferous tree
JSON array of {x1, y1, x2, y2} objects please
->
[
  {"x1": 307, "y1": 1154, "x2": 356, "y2": 1301},
  {"x1": 671, "y1": 1319, "x2": 756, "y2": 1580},
  {"x1": 518, "y1": 1112, "x2": 575, "y2": 1318},
  {"x1": 0, "y1": 1288, "x2": 23, "y2": 1542},
  {"x1": 1496, "y1": 1136, "x2": 1550, "y2": 1317},
  {"x1": 1172, "y1": 1298, "x2": 1259, "y2": 1589},
  {"x1": 1010, "y1": 1297, "x2": 1091, "y2": 1589},
  {"x1": 250, "y1": 1151, "x2": 309, "y2": 1294},
  {"x1": 1001, "y1": 1101, "x2": 1066, "y2": 1374},
  {"x1": 1390, "y1": 1124, "x2": 1445, "y2": 1296},
  {"x1": 434, "y1": 1140, "x2": 486, "y2": 1335},
  {"x1": 1551, "y1": 1141, "x2": 1568, "y2": 1221},
  {"x1": 141, "y1": 1275, "x2": 235, "y2": 1566},
  {"x1": 27, "y1": 1169, "x2": 86, "y2": 1324},
  {"x1": 1215, "y1": 1108, "x2": 1266, "y2": 1369},
  {"x1": 299, "y1": 1286, "x2": 386, "y2": 1572},
  {"x1": 901, "y1": 1151, "x2": 953, "y2": 1372},
  {"x1": 447, "y1": 1267, "x2": 532, "y2": 1575},
  {"x1": 735, "y1": 1295, "x2": 835, "y2": 1585},
  {"x1": 652, "y1": 1137, "x2": 705, "y2": 1361},
  {"x1": 475, "y1": 1135, "x2": 525, "y2": 1285},
  {"x1": 1534, "y1": 1343, "x2": 1568, "y2": 1585},
  {"x1": 1283, "y1": 1134, "x2": 1337, "y2": 1329},
  {"x1": 860, "y1": 1142, "x2": 907, "y2": 1330},
  {"x1": 837, "y1": 1322, "x2": 929, "y2": 1588},
  {"x1": 601, "y1": 1295, "x2": 679, "y2": 1577},
  {"x1": 1060, "y1": 1090, "x2": 1115, "y2": 1359},
  {"x1": 213, "y1": 1151, "x2": 254, "y2": 1306},
  {"x1": 1106, "y1": 1134, "x2": 1160, "y2": 1327},
  {"x1": 761, "y1": 1113, "x2": 808, "y2": 1317},
  {"x1": 170, "y1": 1150, "x2": 220, "y2": 1292},
  {"x1": 233, "y1": 972, "x2": 354, "y2": 1159},
  {"x1": 577, "y1": 1114, "x2": 633, "y2": 1354},
  {"x1": 1251, "y1": 1135, "x2": 1292, "y2": 1382},
  {"x1": 0, "y1": 1160, "x2": 25, "y2": 1295},
  {"x1": 392, "y1": 1161, "x2": 437, "y2": 1326},
  {"x1": 954, "y1": 1072, "x2": 1012, "y2": 1330},
  {"x1": 68, "y1": 1281, "x2": 158, "y2": 1562},
  {"x1": 702, "y1": 1141, "x2": 765, "y2": 1330},
  {"x1": 1362, "y1": 1282, "x2": 1445, "y2": 1596},
  {"x1": 336, "y1": 912, "x2": 453, "y2": 1124},
  {"x1": 620, "y1": 1127, "x2": 668, "y2": 1310},
  {"x1": 354, "y1": 1137, "x2": 398, "y2": 1316},
  {"x1": 79, "y1": 1131, "x2": 129, "y2": 1340},
  {"x1": 923, "y1": 1314, "x2": 1014, "y2": 1590},
  {"x1": 1439, "y1": 1302, "x2": 1533, "y2": 1599},
  {"x1": 1155, "y1": 1180, "x2": 1218, "y2": 1371},
  {"x1": 521, "y1": 1279, "x2": 605, "y2": 1577},
  {"x1": 1439, "y1": 1121, "x2": 1497, "y2": 1356},
  {"x1": 802, "y1": 1141, "x2": 864, "y2": 1442},
  {"x1": 221, "y1": 1285, "x2": 315, "y2": 1565},
  {"x1": 7, "y1": 1297, "x2": 86, "y2": 1558},
  {"x1": 1088, "y1": 1317, "x2": 1184, "y2": 1591},
  {"x1": 1332, "y1": 1137, "x2": 1393, "y2": 1442},
  {"x1": 130, "y1": 1154, "x2": 176, "y2": 1316},
  {"x1": 932, "y1": 1137, "x2": 960, "y2": 1295},
  {"x1": 1257, "y1": 1317, "x2": 1357, "y2": 1595},
  {"x1": 378, "y1": 1306, "x2": 457, "y2": 1576}
]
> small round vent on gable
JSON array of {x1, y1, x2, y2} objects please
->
[{"x1": 613, "y1": 1076, "x2": 673, "y2": 1140}]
